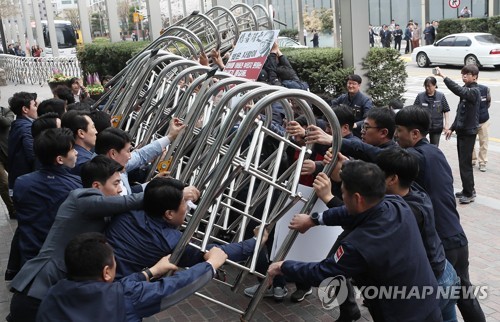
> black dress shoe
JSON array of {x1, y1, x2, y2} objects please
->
[{"x1": 455, "y1": 190, "x2": 476, "y2": 198}]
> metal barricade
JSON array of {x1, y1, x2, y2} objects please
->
[
  {"x1": 92, "y1": 5, "x2": 342, "y2": 320},
  {"x1": 0, "y1": 54, "x2": 81, "y2": 85}
]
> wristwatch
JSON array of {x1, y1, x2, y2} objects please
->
[
  {"x1": 142, "y1": 268, "x2": 156, "y2": 282},
  {"x1": 310, "y1": 212, "x2": 320, "y2": 225}
]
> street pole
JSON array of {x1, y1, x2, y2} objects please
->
[
  {"x1": 0, "y1": 20, "x2": 7, "y2": 53},
  {"x1": 44, "y1": 0, "x2": 59, "y2": 57},
  {"x1": 77, "y1": 0, "x2": 92, "y2": 43},
  {"x1": 20, "y1": 0, "x2": 34, "y2": 56},
  {"x1": 296, "y1": 0, "x2": 304, "y2": 46},
  {"x1": 32, "y1": 0, "x2": 46, "y2": 50}
]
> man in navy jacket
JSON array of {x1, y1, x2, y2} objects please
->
[
  {"x1": 7, "y1": 92, "x2": 38, "y2": 189},
  {"x1": 8, "y1": 156, "x2": 143, "y2": 322},
  {"x1": 37, "y1": 232, "x2": 228, "y2": 322},
  {"x1": 270, "y1": 161, "x2": 441, "y2": 322},
  {"x1": 395, "y1": 106, "x2": 485, "y2": 322},
  {"x1": 106, "y1": 177, "x2": 265, "y2": 279}
]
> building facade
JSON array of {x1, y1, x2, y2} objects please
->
[{"x1": 243, "y1": 0, "x2": 499, "y2": 29}]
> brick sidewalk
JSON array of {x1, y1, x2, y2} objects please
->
[{"x1": 0, "y1": 82, "x2": 498, "y2": 320}]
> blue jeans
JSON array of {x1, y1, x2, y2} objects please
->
[{"x1": 438, "y1": 260, "x2": 461, "y2": 322}]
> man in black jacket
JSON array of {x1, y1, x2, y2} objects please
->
[{"x1": 436, "y1": 65, "x2": 480, "y2": 204}]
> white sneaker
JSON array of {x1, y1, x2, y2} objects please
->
[{"x1": 244, "y1": 283, "x2": 274, "y2": 298}]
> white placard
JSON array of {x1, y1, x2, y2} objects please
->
[{"x1": 270, "y1": 184, "x2": 343, "y2": 262}]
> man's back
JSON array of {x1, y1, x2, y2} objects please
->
[
  {"x1": 14, "y1": 166, "x2": 82, "y2": 265},
  {"x1": 8, "y1": 117, "x2": 35, "y2": 188},
  {"x1": 284, "y1": 196, "x2": 440, "y2": 322},
  {"x1": 106, "y1": 210, "x2": 256, "y2": 279},
  {"x1": 408, "y1": 139, "x2": 464, "y2": 241},
  {"x1": 11, "y1": 188, "x2": 143, "y2": 300}
]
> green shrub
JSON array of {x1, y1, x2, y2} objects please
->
[
  {"x1": 361, "y1": 48, "x2": 407, "y2": 107},
  {"x1": 77, "y1": 41, "x2": 149, "y2": 77},
  {"x1": 279, "y1": 29, "x2": 299, "y2": 40},
  {"x1": 281, "y1": 47, "x2": 353, "y2": 96},
  {"x1": 487, "y1": 16, "x2": 500, "y2": 38},
  {"x1": 437, "y1": 17, "x2": 489, "y2": 40}
]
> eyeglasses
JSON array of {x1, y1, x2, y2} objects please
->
[{"x1": 362, "y1": 124, "x2": 381, "y2": 131}]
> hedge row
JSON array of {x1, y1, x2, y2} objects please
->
[
  {"x1": 78, "y1": 43, "x2": 406, "y2": 107},
  {"x1": 437, "y1": 16, "x2": 500, "y2": 40},
  {"x1": 77, "y1": 41, "x2": 149, "y2": 77},
  {"x1": 281, "y1": 47, "x2": 354, "y2": 96}
]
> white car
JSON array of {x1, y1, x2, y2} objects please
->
[
  {"x1": 412, "y1": 32, "x2": 500, "y2": 68},
  {"x1": 277, "y1": 36, "x2": 308, "y2": 49}
]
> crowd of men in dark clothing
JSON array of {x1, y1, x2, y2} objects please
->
[{"x1": 0, "y1": 40, "x2": 488, "y2": 322}]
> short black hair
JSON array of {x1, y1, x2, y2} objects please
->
[
  {"x1": 31, "y1": 112, "x2": 60, "y2": 138},
  {"x1": 37, "y1": 98, "x2": 66, "y2": 117},
  {"x1": 388, "y1": 99, "x2": 404, "y2": 110},
  {"x1": 333, "y1": 104, "x2": 355, "y2": 130},
  {"x1": 68, "y1": 77, "x2": 80, "y2": 86},
  {"x1": 61, "y1": 110, "x2": 91, "y2": 139},
  {"x1": 34, "y1": 127, "x2": 75, "y2": 166},
  {"x1": 395, "y1": 105, "x2": 431, "y2": 136},
  {"x1": 9, "y1": 92, "x2": 37, "y2": 116},
  {"x1": 461, "y1": 64, "x2": 479, "y2": 75},
  {"x1": 144, "y1": 177, "x2": 185, "y2": 218},
  {"x1": 80, "y1": 155, "x2": 123, "y2": 188},
  {"x1": 346, "y1": 74, "x2": 362, "y2": 84},
  {"x1": 53, "y1": 85, "x2": 75, "y2": 104},
  {"x1": 376, "y1": 147, "x2": 419, "y2": 189},
  {"x1": 340, "y1": 160, "x2": 386, "y2": 203},
  {"x1": 90, "y1": 110, "x2": 112, "y2": 133},
  {"x1": 65, "y1": 232, "x2": 114, "y2": 281},
  {"x1": 423, "y1": 76, "x2": 437, "y2": 88},
  {"x1": 95, "y1": 128, "x2": 131, "y2": 155},
  {"x1": 366, "y1": 107, "x2": 396, "y2": 139},
  {"x1": 67, "y1": 102, "x2": 92, "y2": 112}
]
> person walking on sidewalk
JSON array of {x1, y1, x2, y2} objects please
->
[{"x1": 436, "y1": 65, "x2": 480, "y2": 204}]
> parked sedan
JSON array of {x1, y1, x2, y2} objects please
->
[
  {"x1": 277, "y1": 36, "x2": 308, "y2": 49},
  {"x1": 412, "y1": 32, "x2": 500, "y2": 68}
]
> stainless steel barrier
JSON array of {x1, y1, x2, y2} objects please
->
[{"x1": 93, "y1": 5, "x2": 342, "y2": 320}]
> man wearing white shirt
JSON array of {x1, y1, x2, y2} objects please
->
[{"x1": 95, "y1": 118, "x2": 185, "y2": 195}]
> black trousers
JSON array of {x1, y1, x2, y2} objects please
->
[
  {"x1": 428, "y1": 132, "x2": 442, "y2": 146},
  {"x1": 445, "y1": 245, "x2": 485, "y2": 322},
  {"x1": 7, "y1": 291, "x2": 41, "y2": 322},
  {"x1": 457, "y1": 134, "x2": 477, "y2": 196},
  {"x1": 394, "y1": 38, "x2": 401, "y2": 51},
  {"x1": 5, "y1": 228, "x2": 21, "y2": 280},
  {"x1": 405, "y1": 39, "x2": 411, "y2": 53}
]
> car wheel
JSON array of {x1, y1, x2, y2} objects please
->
[
  {"x1": 416, "y1": 52, "x2": 429, "y2": 67},
  {"x1": 465, "y1": 55, "x2": 480, "y2": 67}
]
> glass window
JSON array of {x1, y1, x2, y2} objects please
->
[
  {"x1": 475, "y1": 34, "x2": 500, "y2": 44},
  {"x1": 380, "y1": 0, "x2": 391, "y2": 25},
  {"x1": 391, "y1": 1, "x2": 408, "y2": 27},
  {"x1": 409, "y1": 0, "x2": 420, "y2": 23},
  {"x1": 437, "y1": 36, "x2": 456, "y2": 46},
  {"x1": 369, "y1": 0, "x2": 380, "y2": 26},
  {"x1": 471, "y1": 0, "x2": 486, "y2": 17},
  {"x1": 428, "y1": 1, "x2": 444, "y2": 22},
  {"x1": 454, "y1": 36, "x2": 471, "y2": 46}
]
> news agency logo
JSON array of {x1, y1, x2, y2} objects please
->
[
  {"x1": 317, "y1": 275, "x2": 489, "y2": 312},
  {"x1": 318, "y1": 275, "x2": 349, "y2": 318}
]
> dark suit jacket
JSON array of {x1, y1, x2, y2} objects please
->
[{"x1": 11, "y1": 188, "x2": 144, "y2": 300}]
